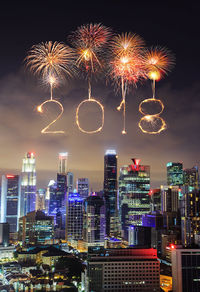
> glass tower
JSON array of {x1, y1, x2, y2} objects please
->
[
  {"x1": 1, "y1": 175, "x2": 21, "y2": 233},
  {"x1": 119, "y1": 158, "x2": 150, "y2": 240},
  {"x1": 167, "y1": 162, "x2": 183, "y2": 186},
  {"x1": 104, "y1": 150, "x2": 118, "y2": 237},
  {"x1": 77, "y1": 178, "x2": 89, "y2": 200},
  {"x1": 183, "y1": 166, "x2": 199, "y2": 190},
  {"x1": 21, "y1": 152, "x2": 36, "y2": 215}
]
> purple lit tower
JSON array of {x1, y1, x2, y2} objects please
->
[
  {"x1": 21, "y1": 152, "x2": 36, "y2": 216},
  {"x1": 83, "y1": 193, "x2": 105, "y2": 248}
]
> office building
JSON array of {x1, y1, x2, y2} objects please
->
[
  {"x1": 104, "y1": 150, "x2": 118, "y2": 236},
  {"x1": 166, "y1": 162, "x2": 183, "y2": 186},
  {"x1": 172, "y1": 248, "x2": 200, "y2": 292},
  {"x1": 77, "y1": 178, "x2": 89, "y2": 200},
  {"x1": 36, "y1": 188, "x2": 46, "y2": 211},
  {"x1": 128, "y1": 225, "x2": 151, "y2": 247},
  {"x1": 83, "y1": 193, "x2": 105, "y2": 248},
  {"x1": 87, "y1": 247, "x2": 160, "y2": 292},
  {"x1": 67, "y1": 172, "x2": 74, "y2": 193},
  {"x1": 0, "y1": 223, "x2": 10, "y2": 246},
  {"x1": 183, "y1": 166, "x2": 199, "y2": 190},
  {"x1": 48, "y1": 180, "x2": 57, "y2": 217},
  {"x1": 18, "y1": 210, "x2": 54, "y2": 245},
  {"x1": 161, "y1": 185, "x2": 179, "y2": 213},
  {"x1": 119, "y1": 158, "x2": 150, "y2": 240},
  {"x1": 149, "y1": 188, "x2": 161, "y2": 212},
  {"x1": 21, "y1": 152, "x2": 36, "y2": 215},
  {"x1": 65, "y1": 192, "x2": 83, "y2": 243},
  {"x1": 58, "y1": 152, "x2": 68, "y2": 174},
  {"x1": 1, "y1": 175, "x2": 21, "y2": 233},
  {"x1": 180, "y1": 188, "x2": 200, "y2": 246}
]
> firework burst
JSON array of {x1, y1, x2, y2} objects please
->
[
  {"x1": 70, "y1": 23, "x2": 112, "y2": 73},
  {"x1": 144, "y1": 46, "x2": 175, "y2": 80},
  {"x1": 25, "y1": 41, "x2": 75, "y2": 79}
]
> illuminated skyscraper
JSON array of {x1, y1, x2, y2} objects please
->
[
  {"x1": 183, "y1": 166, "x2": 199, "y2": 190},
  {"x1": 83, "y1": 193, "x2": 105, "y2": 248},
  {"x1": 66, "y1": 192, "x2": 83, "y2": 243},
  {"x1": 167, "y1": 162, "x2": 183, "y2": 186},
  {"x1": 119, "y1": 158, "x2": 150, "y2": 240},
  {"x1": 1, "y1": 175, "x2": 21, "y2": 233},
  {"x1": 21, "y1": 152, "x2": 36, "y2": 215},
  {"x1": 77, "y1": 178, "x2": 89, "y2": 200},
  {"x1": 58, "y1": 152, "x2": 68, "y2": 174},
  {"x1": 67, "y1": 172, "x2": 74, "y2": 193},
  {"x1": 36, "y1": 189, "x2": 46, "y2": 211},
  {"x1": 104, "y1": 150, "x2": 118, "y2": 236}
]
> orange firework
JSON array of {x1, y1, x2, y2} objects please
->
[
  {"x1": 25, "y1": 41, "x2": 75, "y2": 79},
  {"x1": 70, "y1": 23, "x2": 112, "y2": 73},
  {"x1": 111, "y1": 32, "x2": 145, "y2": 58},
  {"x1": 144, "y1": 46, "x2": 175, "y2": 80},
  {"x1": 109, "y1": 32, "x2": 147, "y2": 134}
]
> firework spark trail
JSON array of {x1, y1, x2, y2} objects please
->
[
  {"x1": 138, "y1": 46, "x2": 175, "y2": 134},
  {"x1": 70, "y1": 23, "x2": 111, "y2": 134},
  {"x1": 109, "y1": 32, "x2": 147, "y2": 134},
  {"x1": 25, "y1": 41, "x2": 75, "y2": 134}
]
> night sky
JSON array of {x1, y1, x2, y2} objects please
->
[{"x1": 0, "y1": 1, "x2": 199, "y2": 190}]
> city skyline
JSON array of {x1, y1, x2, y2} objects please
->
[{"x1": 0, "y1": 2, "x2": 199, "y2": 190}]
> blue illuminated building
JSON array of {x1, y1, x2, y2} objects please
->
[{"x1": 66, "y1": 192, "x2": 83, "y2": 243}]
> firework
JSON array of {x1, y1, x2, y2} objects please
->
[
  {"x1": 70, "y1": 23, "x2": 112, "y2": 73},
  {"x1": 144, "y1": 46, "x2": 175, "y2": 80},
  {"x1": 25, "y1": 41, "x2": 75, "y2": 79},
  {"x1": 139, "y1": 98, "x2": 164, "y2": 116},
  {"x1": 70, "y1": 23, "x2": 111, "y2": 134},
  {"x1": 138, "y1": 115, "x2": 167, "y2": 134},
  {"x1": 109, "y1": 32, "x2": 147, "y2": 134}
]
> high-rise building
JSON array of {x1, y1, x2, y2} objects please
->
[
  {"x1": 161, "y1": 185, "x2": 179, "y2": 213},
  {"x1": 36, "y1": 188, "x2": 46, "y2": 211},
  {"x1": 77, "y1": 178, "x2": 89, "y2": 200},
  {"x1": 0, "y1": 223, "x2": 10, "y2": 246},
  {"x1": 18, "y1": 210, "x2": 54, "y2": 245},
  {"x1": 172, "y1": 248, "x2": 200, "y2": 292},
  {"x1": 87, "y1": 247, "x2": 160, "y2": 292},
  {"x1": 58, "y1": 152, "x2": 68, "y2": 174},
  {"x1": 21, "y1": 152, "x2": 36, "y2": 215},
  {"x1": 67, "y1": 172, "x2": 74, "y2": 193},
  {"x1": 119, "y1": 158, "x2": 150, "y2": 240},
  {"x1": 183, "y1": 166, "x2": 199, "y2": 190},
  {"x1": 128, "y1": 225, "x2": 151, "y2": 247},
  {"x1": 149, "y1": 188, "x2": 161, "y2": 212},
  {"x1": 180, "y1": 187, "x2": 200, "y2": 247},
  {"x1": 1, "y1": 175, "x2": 21, "y2": 233},
  {"x1": 83, "y1": 193, "x2": 105, "y2": 248},
  {"x1": 104, "y1": 150, "x2": 118, "y2": 237},
  {"x1": 166, "y1": 162, "x2": 183, "y2": 186},
  {"x1": 56, "y1": 173, "x2": 67, "y2": 227},
  {"x1": 65, "y1": 192, "x2": 83, "y2": 243}
]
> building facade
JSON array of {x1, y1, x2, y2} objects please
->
[
  {"x1": 21, "y1": 152, "x2": 36, "y2": 215},
  {"x1": 83, "y1": 193, "x2": 105, "y2": 248},
  {"x1": 104, "y1": 150, "x2": 118, "y2": 237},
  {"x1": 1, "y1": 174, "x2": 21, "y2": 233},
  {"x1": 119, "y1": 159, "x2": 150, "y2": 240},
  {"x1": 77, "y1": 178, "x2": 89, "y2": 200},
  {"x1": 166, "y1": 162, "x2": 183, "y2": 186},
  {"x1": 87, "y1": 247, "x2": 160, "y2": 292}
]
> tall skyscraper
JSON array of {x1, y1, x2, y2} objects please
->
[
  {"x1": 21, "y1": 152, "x2": 36, "y2": 215},
  {"x1": 161, "y1": 186, "x2": 179, "y2": 213},
  {"x1": 66, "y1": 192, "x2": 83, "y2": 243},
  {"x1": 83, "y1": 193, "x2": 105, "y2": 248},
  {"x1": 36, "y1": 188, "x2": 46, "y2": 211},
  {"x1": 183, "y1": 166, "x2": 199, "y2": 190},
  {"x1": 119, "y1": 158, "x2": 150, "y2": 240},
  {"x1": 166, "y1": 162, "x2": 183, "y2": 186},
  {"x1": 180, "y1": 187, "x2": 200, "y2": 247},
  {"x1": 104, "y1": 149, "x2": 118, "y2": 237},
  {"x1": 67, "y1": 172, "x2": 74, "y2": 193},
  {"x1": 77, "y1": 178, "x2": 89, "y2": 200},
  {"x1": 58, "y1": 152, "x2": 68, "y2": 174},
  {"x1": 1, "y1": 175, "x2": 21, "y2": 233}
]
